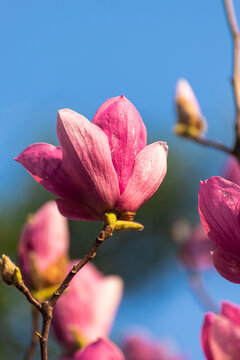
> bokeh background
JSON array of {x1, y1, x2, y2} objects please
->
[{"x1": 1, "y1": 1, "x2": 240, "y2": 359}]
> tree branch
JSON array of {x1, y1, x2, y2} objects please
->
[
  {"x1": 23, "y1": 307, "x2": 39, "y2": 360},
  {"x1": 186, "y1": 268, "x2": 218, "y2": 313},
  {"x1": 184, "y1": 135, "x2": 233, "y2": 155},
  {"x1": 15, "y1": 281, "x2": 42, "y2": 312},
  {"x1": 38, "y1": 224, "x2": 114, "y2": 360},
  {"x1": 223, "y1": 0, "x2": 240, "y2": 158}
]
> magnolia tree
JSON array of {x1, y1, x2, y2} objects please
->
[{"x1": 1, "y1": 0, "x2": 240, "y2": 359}]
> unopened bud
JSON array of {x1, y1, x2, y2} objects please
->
[
  {"x1": 0, "y1": 254, "x2": 22, "y2": 285},
  {"x1": 174, "y1": 79, "x2": 207, "y2": 138},
  {"x1": 115, "y1": 220, "x2": 144, "y2": 233}
]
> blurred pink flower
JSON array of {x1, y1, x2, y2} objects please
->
[
  {"x1": 198, "y1": 176, "x2": 240, "y2": 283},
  {"x1": 60, "y1": 338, "x2": 124, "y2": 360},
  {"x1": 123, "y1": 335, "x2": 185, "y2": 360},
  {"x1": 201, "y1": 301, "x2": 240, "y2": 360},
  {"x1": 179, "y1": 224, "x2": 214, "y2": 271},
  {"x1": 16, "y1": 95, "x2": 168, "y2": 221},
  {"x1": 18, "y1": 200, "x2": 69, "y2": 290},
  {"x1": 52, "y1": 261, "x2": 123, "y2": 352},
  {"x1": 222, "y1": 156, "x2": 240, "y2": 186}
]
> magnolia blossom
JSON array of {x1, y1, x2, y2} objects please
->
[
  {"x1": 179, "y1": 224, "x2": 214, "y2": 271},
  {"x1": 201, "y1": 302, "x2": 240, "y2": 360},
  {"x1": 198, "y1": 176, "x2": 240, "y2": 283},
  {"x1": 52, "y1": 261, "x2": 123, "y2": 352},
  {"x1": 16, "y1": 95, "x2": 168, "y2": 222},
  {"x1": 174, "y1": 79, "x2": 206, "y2": 137},
  {"x1": 60, "y1": 338, "x2": 124, "y2": 360},
  {"x1": 222, "y1": 156, "x2": 240, "y2": 186},
  {"x1": 123, "y1": 335, "x2": 185, "y2": 360},
  {"x1": 18, "y1": 201, "x2": 69, "y2": 290}
]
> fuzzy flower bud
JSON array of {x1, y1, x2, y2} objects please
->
[
  {"x1": 174, "y1": 79, "x2": 206, "y2": 138},
  {"x1": 0, "y1": 254, "x2": 20, "y2": 286}
]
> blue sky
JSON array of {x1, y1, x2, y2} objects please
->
[{"x1": 1, "y1": 0, "x2": 239, "y2": 203}]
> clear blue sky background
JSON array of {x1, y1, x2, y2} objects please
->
[
  {"x1": 1, "y1": 0, "x2": 239, "y2": 203},
  {"x1": 1, "y1": 1, "x2": 240, "y2": 359}
]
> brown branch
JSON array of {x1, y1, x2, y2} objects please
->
[
  {"x1": 15, "y1": 281, "x2": 42, "y2": 312},
  {"x1": 186, "y1": 135, "x2": 233, "y2": 155},
  {"x1": 223, "y1": 0, "x2": 240, "y2": 158},
  {"x1": 23, "y1": 307, "x2": 39, "y2": 360},
  {"x1": 38, "y1": 224, "x2": 114, "y2": 360},
  {"x1": 187, "y1": 268, "x2": 219, "y2": 313}
]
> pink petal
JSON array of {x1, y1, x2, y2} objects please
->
[
  {"x1": 17, "y1": 201, "x2": 69, "y2": 285},
  {"x1": 92, "y1": 95, "x2": 147, "y2": 194},
  {"x1": 116, "y1": 142, "x2": 168, "y2": 212},
  {"x1": 221, "y1": 302, "x2": 240, "y2": 328},
  {"x1": 52, "y1": 262, "x2": 123, "y2": 350},
  {"x1": 57, "y1": 109, "x2": 120, "y2": 215},
  {"x1": 61, "y1": 338, "x2": 124, "y2": 360},
  {"x1": 91, "y1": 276, "x2": 123, "y2": 337},
  {"x1": 56, "y1": 199, "x2": 98, "y2": 221},
  {"x1": 211, "y1": 250, "x2": 240, "y2": 284},
  {"x1": 201, "y1": 313, "x2": 215, "y2": 360},
  {"x1": 223, "y1": 156, "x2": 240, "y2": 187},
  {"x1": 210, "y1": 314, "x2": 240, "y2": 359},
  {"x1": 198, "y1": 176, "x2": 240, "y2": 254},
  {"x1": 16, "y1": 143, "x2": 77, "y2": 200},
  {"x1": 123, "y1": 335, "x2": 185, "y2": 360}
]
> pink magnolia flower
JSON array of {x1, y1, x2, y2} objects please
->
[
  {"x1": 198, "y1": 176, "x2": 240, "y2": 283},
  {"x1": 222, "y1": 156, "x2": 240, "y2": 186},
  {"x1": 60, "y1": 338, "x2": 125, "y2": 360},
  {"x1": 123, "y1": 335, "x2": 185, "y2": 360},
  {"x1": 201, "y1": 301, "x2": 240, "y2": 360},
  {"x1": 16, "y1": 95, "x2": 168, "y2": 221},
  {"x1": 52, "y1": 261, "x2": 123, "y2": 352},
  {"x1": 18, "y1": 201, "x2": 69, "y2": 290},
  {"x1": 179, "y1": 224, "x2": 214, "y2": 271}
]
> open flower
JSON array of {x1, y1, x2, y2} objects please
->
[
  {"x1": 17, "y1": 201, "x2": 69, "y2": 291},
  {"x1": 16, "y1": 95, "x2": 168, "y2": 222},
  {"x1": 201, "y1": 302, "x2": 240, "y2": 360},
  {"x1": 60, "y1": 338, "x2": 124, "y2": 360},
  {"x1": 52, "y1": 261, "x2": 123, "y2": 352},
  {"x1": 198, "y1": 176, "x2": 240, "y2": 283},
  {"x1": 174, "y1": 79, "x2": 206, "y2": 138}
]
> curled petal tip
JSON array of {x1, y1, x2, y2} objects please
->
[{"x1": 159, "y1": 141, "x2": 168, "y2": 153}]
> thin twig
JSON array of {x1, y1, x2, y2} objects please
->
[
  {"x1": 186, "y1": 135, "x2": 233, "y2": 155},
  {"x1": 24, "y1": 307, "x2": 39, "y2": 360},
  {"x1": 223, "y1": 0, "x2": 240, "y2": 158},
  {"x1": 15, "y1": 281, "x2": 42, "y2": 312},
  {"x1": 38, "y1": 224, "x2": 113, "y2": 360},
  {"x1": 187, "y1": 269, "x2": 218, "y2": 313}
]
